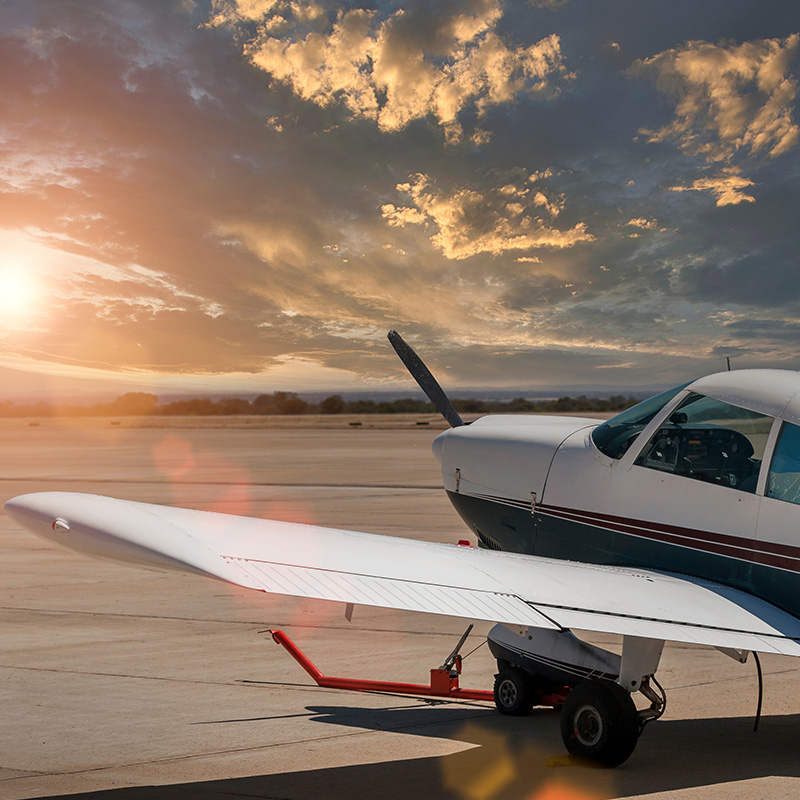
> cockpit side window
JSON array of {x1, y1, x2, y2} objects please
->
[
  {"x1": 633, "y1": 393, "x2": 772, "y2": 493},
  {"x1": 766, "y1": 422, "x2": 800, "y2": 506},
  {"x1": 591, "y1": 383, "x2": 689, "y2": 459}
]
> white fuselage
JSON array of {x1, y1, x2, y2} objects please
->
[{"x1": 433, "y1": 370, "x2": 800, "y2": 616}]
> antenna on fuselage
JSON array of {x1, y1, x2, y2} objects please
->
[
  {"x1": 387, "y1": 330, "x2": 465, "y2": 428},
  {"x1": 726, "y1": 357, "x2": 732, "y2": 371}
]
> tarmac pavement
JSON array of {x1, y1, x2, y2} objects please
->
[{"x1": 2, "y1": 417, "x2": 800, "y2": 799}]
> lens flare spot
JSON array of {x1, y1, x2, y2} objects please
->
[{"x1": 152, "y1": 434, "x2": 196, "y2": 480}]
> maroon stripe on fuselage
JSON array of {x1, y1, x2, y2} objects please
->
[
  {"x1": 458, "y1": 488, "x2": 800, "y2": 572},
  {"x1": 542, "y1": 503, "x2": 748, "y2": 550},
  {"x1": 541, "y1": 505, "x2": 753, "y2": 561},
  {"x1": 536, "y1": 502, "x2": 800, "y2": 573}
]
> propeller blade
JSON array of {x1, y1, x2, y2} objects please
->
[{"x1": 387, "y1": 330, "x2": 464, "y2": 428}]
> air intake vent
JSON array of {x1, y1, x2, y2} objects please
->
[{"x1": 476, "y1": 528, "x2": 501, "y2": 551}]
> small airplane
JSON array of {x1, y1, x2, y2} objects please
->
[{"x1": 6, "y1": 331, "x2": 800, "y2": 767}]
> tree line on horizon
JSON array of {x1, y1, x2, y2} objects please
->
[{"x1": 0, "y1": 391, "x2": 641, "y2": 418}]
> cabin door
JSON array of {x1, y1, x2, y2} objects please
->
[{"x1": 754, "y1": 420, "x2": 800, "y2": 614}]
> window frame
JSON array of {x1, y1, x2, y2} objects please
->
[
  {"x1": 636, "y1": 393, "x2": 774, "y2": 491},
  {"x1": 761, "y1": 418, "x2": 800, "y2": 502},
  {"x1": 592, "y1": 388, "x2": 691, "y2": 469},
  {"x1": 589, "y1": 383, "x2": 800, "y2": 501},
  {"x1": 590, "y1": 386, "x2": 795, "y2": 499},
  {"x1": 590, "y1": 382, "x2": 691, "y2": 462}
]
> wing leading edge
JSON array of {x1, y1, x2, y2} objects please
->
[{"x1": 7, "y1": 491, "x2": 800, "y2": 657}]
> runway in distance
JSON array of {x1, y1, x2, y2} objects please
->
[{"x1": 7, "y1": 332, "x2": 800, "y2": 766}]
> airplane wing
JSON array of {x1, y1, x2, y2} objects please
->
[{"x1": 7, "y1": 491, "x2": 800, "y2": 657}]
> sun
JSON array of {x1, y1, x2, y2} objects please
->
[{"x1": 0, "y1": 266, "x2": 37, "y2": 314}]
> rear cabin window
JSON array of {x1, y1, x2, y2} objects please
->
[
  {"x1": 591, "y1": 383, "x2": 689, "y2": 459},
  {"x1": 767, "y1": 422, "x2": 800, "y2": 506},
  {"x1": 633, "y1": 393, "x2": 772, "y2": 493}
]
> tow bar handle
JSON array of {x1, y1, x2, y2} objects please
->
[{"x1": 268, "y1": 629, "x2": 494, "y2": 702}]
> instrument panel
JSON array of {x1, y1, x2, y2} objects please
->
[{"x1": 635, "y1": 425, "x2": 757, "y2": 490}]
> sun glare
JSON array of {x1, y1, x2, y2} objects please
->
[{"x1": 0, "y1": 267, "x2": 37, "y2": 314}]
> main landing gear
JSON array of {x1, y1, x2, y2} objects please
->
[
  {"x1": 488, "y1": 625, "x2": 666, "y2": 766},
  {"x1": 560, "y1": 678, "x2": 641, "y2": 766}
]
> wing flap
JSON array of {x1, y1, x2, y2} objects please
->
[{"x1": 227, "y1": 556, "x2": 558, "y2": 629}]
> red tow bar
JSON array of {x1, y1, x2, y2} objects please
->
[{"x1": 269, "y1": 629, "x2": 495, "y2": 702}]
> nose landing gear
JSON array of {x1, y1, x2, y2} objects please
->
[
  {"x1": 493, "y1": 666, "x2": 571, "y2": 716},
  {"x1": 494, "y1": 667, "x2": 535, "y2": 716}
]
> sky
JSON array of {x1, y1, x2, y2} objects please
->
[{"x1": 1, "y1": 0, "x2": 799, "y2": 398}]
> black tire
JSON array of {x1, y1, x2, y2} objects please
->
[
  {"x1": 559, "y1": 679, "x2": 640, "y2": 767},
  {"x1": 493, "y1": 667, "x2": 535, "y2": 716}
]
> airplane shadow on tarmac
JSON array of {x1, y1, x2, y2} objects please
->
[{"x1": 39, "y1": 702, "x2": 800, "y2": 800}]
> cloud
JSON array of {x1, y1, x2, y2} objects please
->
[
  {"x1": 669, "y1": 169, "x2": 756, "y2": 206},
  {"x1": 380, "y1": 172, "x2": 593, "y2": 259},
  {"x1": 629, "y1": 35, "x2": 799, "y2": 209},
  {"x1": 701, "y1": 316, "x2": 800, "y2": 364},
  {"x1": 381, "y1": 204, "x2": 428, "y2": 227},
  {"x1": 206, "y1": 0, "x2": 285, "y2": 27},
  {"x1": 626, "y1": 217, "x2": 659, "y2": 230},
  {"x1": 3, "y1": 0, "x2": 800, "y2": 391},
  {"x1": 630, "y1": 35, "x2": 800, "y2": 162},
  {"x1": 212, "y1": 0, "x2": 572, "y2": 143}
]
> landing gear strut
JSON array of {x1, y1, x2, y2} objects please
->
[
  {"x1": 489, "y1": 626, "x2": 667, "y2": 766},
  {"x1": 559, "y1": 634, "x2": 667, "y2": 766}
]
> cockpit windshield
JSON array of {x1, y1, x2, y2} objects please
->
[{"x1": 591, "y1": 382, "x2": 690, "y2": 459}]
